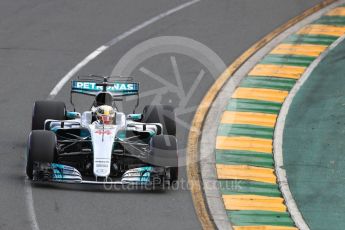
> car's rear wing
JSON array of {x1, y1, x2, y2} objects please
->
[
  {"x1": 69, "y1": 75, "x2": 140, "y2": 112},
  {"x1": 71, "y1": 76, "x2": 139, "y2": 97}
]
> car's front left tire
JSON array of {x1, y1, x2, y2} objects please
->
[
  {"x1": 32, "y1": 100, "x2": 66, "y2": 130},
  {"x1": 142, "y1": 105, "x2": 176, "y2": 136},
  {"x1": 148, "y1": 135, "x2": 178, "y2": 184},
  {"x1": 26, "y1": 130, "x2": 57, "y2": 179}
]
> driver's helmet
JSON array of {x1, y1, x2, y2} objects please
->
[{"x1": 95, "y1": 105, "x2": 115, "y2": 125}]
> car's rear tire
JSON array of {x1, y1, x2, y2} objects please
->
[
  {"x1": 26, "y1": 130, "x2": 57, "y2": 179},
  {"x1": 142, "y1": 105, "x2": 176, "y2": 136},
  {"x1": 148, "y1": 135, "x2": 178, "y2": 184},
  {"x1": 32, "y1": 101, "x2": 66, "y2": 130}
]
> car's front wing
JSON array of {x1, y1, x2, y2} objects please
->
[{"x1": 32, "y1": 163, "x2": 167, "y2": 187}]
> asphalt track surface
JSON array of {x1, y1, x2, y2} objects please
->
[{"x1": 0, "y1": 1, "x2": 322, "y2": 229}]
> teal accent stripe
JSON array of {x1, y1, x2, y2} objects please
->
[
  {"x1": 260, "y1": 54, "x2": 315, "y2": 67},
  {"x1": 284, "y1": 34, "x2": 338, "y2": 45},
  {"x1": 228, "y1": 210, "x2": 295, "y2": 227},
  {"x1": 241, "y1": 76, "x2": 296, "y2": 91},
  {"x1": 216, "y1": 150, "x2": 274, "y2": 168},
  {"x1": 314, "y1": 16, "x2": 345, "y2": 26},
  {"x1": 227, "y1": 99, "x2": 282, "y2": 114},
  {"x1": 218, "y1": 124, "x2": 274, "y2": 139},
  {"x1": 219, "y1": 180, "x2": 281, "y2": 197}
]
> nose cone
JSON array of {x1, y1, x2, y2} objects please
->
[{"x1": 89, "y1": 124, "x2": 117, "y2": 177}]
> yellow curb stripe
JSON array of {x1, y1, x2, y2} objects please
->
[
  {"x1": 216, "y1": 164, "x2": 276, "y2": 184},
  {"x1": 297, "y1": 24, "x2": 345, "y2": 37},
  {"x1": 232, "y1": 87, "x2": 289, "y2": 103},
  {"x1": 248, "y1": 64, "x2": 306, "y2": 79},
  {"x1": 216, "y1": 136, "x2": 273, "y2": 153},
  {"x1": 270, "y1": 43, "x2": 328, "y2": 57},
  {"x1": 221, "y1": 111, "x2": 277, "y2": 128},
  {"x1": 234, "y1": 226, "x2": 298, "y2": 230},
  {"x1": 326, "y1": 6, "x2": 345, "y2": 16},
  {"x1": 223, "y1": 195, "x2": 287, "y2": 212}
]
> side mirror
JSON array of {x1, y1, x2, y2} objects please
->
[
  {"x1": 81, "y1": 111, "x2": 92, "y2": 127},
  {"x1": 127, "y1": 114, "x2": 142, "y2": 121},
  {"x1": 116, "y1": 112, "x2": 126, "y2": 128}
]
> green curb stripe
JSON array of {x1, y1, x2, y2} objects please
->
[
  {"x1": 219, "y1": 180, "x2": 281, "y2": 197},
  {"x1": 284, "y1": 34, "x2": 338, "y2": 45},
  {"x1": 228, "y1": 210, "x2": 295, "y2": 227},
  {"x1": 216, "y1": 150, "x2": 274, "y2": 168},
  {"x1": 216, "y1": 149, "x2": 272, "y2": 156},
  {"x1": 227, "y1": 99, "x2": 282, "y2": 114},
  {"x1": 216, "y1": 150, "x2": 274, "y2": 167},
  {"x1": 218, "y1": 124, "x2": 274, "y2": 139},
  {"x1": 260, "y1": 54, "x2": 316, "y2": 67},
  {"x1": 314, "y1": 16, "x2": 345, "y2": 26},
  {"x1": 241, "y1": 76, "x2": 296, "y2": 91}
]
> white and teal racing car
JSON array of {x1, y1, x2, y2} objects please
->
[{"x1": 26, "y1": 76, "x2": 178, "y2": 188}]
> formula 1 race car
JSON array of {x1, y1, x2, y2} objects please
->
[{"x1": 26, "y1": 75, "x2": 178, "y2": 188}]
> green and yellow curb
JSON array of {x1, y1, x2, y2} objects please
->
[
  {"x1": 215, "y1": 4, "x2": 345, "y2": 230},
  {"x1": 186, "y1": 0, "x2": 345, "y2": 229}
]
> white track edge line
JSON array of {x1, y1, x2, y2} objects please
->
[
  {"x1": 25, "y1": 179, "x2": 40, "y2": 230},
  {"x1": 48, "y1": 0, "x2": 200, "y2": 99}
]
